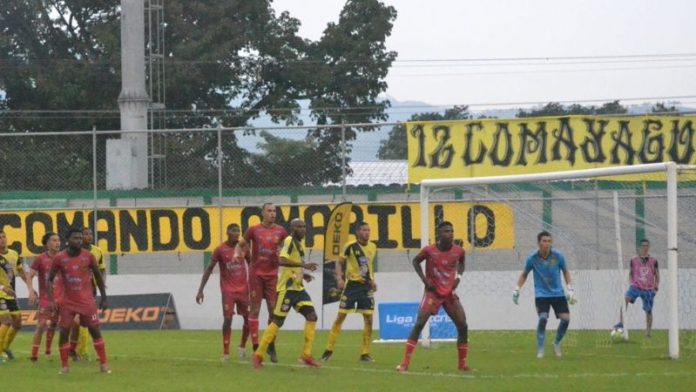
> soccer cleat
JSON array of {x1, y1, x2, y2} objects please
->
[
  {"x1": 0, "y1": 355, "x2": 5, "y2": 364},
  {"x1": 100, "y1": 364, "x2": 111, "y2": 374},
  {"x1": 267, "y1": 344, "x2": 278, "y2": 363},
  {"x1": 4, "y1": 349, "x2": 14, "y2": 360},
  {"x1": 536, "y1": 350, "x2": 544, "y2": 359},
  {"x1": 237, "y1": 347, "x2": 246, "y2": 360},
  {"x1": 553, "y1": 343, "x2": 562, "y2": 357},
  {"x1": 396, "y1": 363, "x2": 409, "y2": 373},
  {"x1": 69, "y1": 350, "x2": 80, "y2": 362},
  {"x1": 298, "y1": 355, "x2": 321, "y2": 368},
  {"x1": 45, "y1": 351, "x2": 52, "y2": 356},
  {"x1": 251, "y1": 354, "x2": 263, "y2": 369},
  {"x1": 221, "y1": 354, "x2": 230, "y2": 362},
  {"x1": 59, "y1": 367, "x2": 70, "y2": 375},
  {"x1": 30, "y1": 356, "x2": 38, "y2": 363},
  {"x1": 613, "y1": 322, "x2": 624, "y2": 330},
  {"x1": 359, "y1": 354, "x2": 374, "y2": 362},
  {"x1": 320, "y1": 350, "x2": 333, "y2": 362},
  {"x1": 458, "y1": 365, "x2": 471, "y2": 372}
]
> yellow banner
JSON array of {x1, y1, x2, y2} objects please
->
[
  {"x1": 0, "y1": 202, "x2": 514, "y2": 256},
  {"x1": 407, "y1": 115, "x2": 696, "y2": 183}
]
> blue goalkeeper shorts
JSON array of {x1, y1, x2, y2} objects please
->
[{"x1": 625, "y1": 286, "x2": 656, "y2": 314}]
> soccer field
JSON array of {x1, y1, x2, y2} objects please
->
[{"x1": 3, "y1": 330, "x2": 695, "y2": 391}]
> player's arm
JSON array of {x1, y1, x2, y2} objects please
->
[
  {"x1": 19, "y1": 257, "x2": 38, "y2": 302},
  {"x1": 98, "y1": 253, "x2": 107, "y2": 284},
  {"x1": 279, "y1": 239, "x2": 318, "y2": 271},
  {"x1": 453, "y1": 252, "x2": 465, "y2": 290},
  {"x1": 411, "y1": 251, "x2": 433, "y2": 291},
  {"x1": 370, "y1": 250, "x2": 378, "y2": 292},
  {"x1": 513, "y1": 257, "x2": 532, "y2": 304},
  {"x1": 47, "y1": 261, "x2": 59, "y2": 310},
  {"x1": 561, "y1": 257, "x2": 576, "y2": 304},
  {"x1": 628, "y1": 259, "x2": 633, "y2": 284},
  {"x1": 196, "y1": 254, "x2": 219, "y2": 304},
  {"x1": 654, "y1": 261, "x2": 660, "y2": 291},
  {"x1": 335, "y1": 254, "x2": 346, "y2": 289},
  {"x1": 90, "y1": 260, "x2": 108, "y2": 310}
]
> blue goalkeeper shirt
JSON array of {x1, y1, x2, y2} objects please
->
[{"x1": 524, "y1": 248, "x2": 567, "y2": 298}]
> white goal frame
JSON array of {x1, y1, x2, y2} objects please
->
[{"x1": 420, "y1": 162, "x2": 694, "y2": 360}]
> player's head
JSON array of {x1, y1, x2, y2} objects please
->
[
  {"x1": 42, "y1": 232, "x2": 61, "y2": 252},
  {"x1": 0, "y1": 229, "x2": 6, "y2": 248},
  {"x1": 65, "y1": 227, "x2": 84, "y2": 250},
  {"x1": 355, "y1": 221, "x2": 370, "y2": 242},
  {"x1": 261, "y1": 202, "x2": 276, "y2": 224},
  {"x1": 82, "y1": 227, "x2": 94, "y2": 247},
  {"x1": 537, "y1": 231, "x2": 552, "y2": 253},
  {"x1": 639, "y1": 238, "x2": 650, "y2": 256},
  {"x1": 226, "y1": 223, "x2": 241, "y2": 241},
  {"x1": 437, "y1": 221, "x2": 454, "y2": 244},
  {"x1": 290, "y1": 218, "x2": 307, "y2": 240}
]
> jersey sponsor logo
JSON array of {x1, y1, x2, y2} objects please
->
[
  {"x1": 0, "y1": 202, "x2": 514, "y2": 256},
  {"x1": 407, "y1": 115, "x2": 696, "y2": 182}
]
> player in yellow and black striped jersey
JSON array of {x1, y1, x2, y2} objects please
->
[
  {"x1": 71, "y1": 227, "x2": 107, "y2": 361},
  {"x1": 322, "y1": 222, "x2": 378, "y2": 363},
  {"x1": 251, "y1": 219, "x2": 322, "y2": 368},
  {"x1": 0, "y1": 229, "x2": 36, "y2": 362}
]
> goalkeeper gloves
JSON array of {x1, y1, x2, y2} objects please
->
[
  {"x1": 512, "y1": 287, "x2": 520, "y2": 305},
  {"x1": 566, "y1": 285, "x2": 577, "y2": 305}
]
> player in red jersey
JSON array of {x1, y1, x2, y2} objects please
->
[
  {"x1": 47, "y1": 228, "x2": 109, "y2": 374},
  {"x1": 28, "y1": 232, "x2": 62, "y2": 361},
  {"x1": 197, "y1": 223, "x2": 251, "y2": 360},
  {"x1": 240, "y1": 202, "x2": 287, "y2": 363},
  {"x1": 396, "y1": 221, "x2": 470, "y2": 373}
]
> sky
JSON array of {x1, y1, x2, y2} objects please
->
[{"x1": 271, "y1": 0, "x2": 696, "y2": 110}]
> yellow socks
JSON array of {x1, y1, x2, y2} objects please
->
[
  {"x1": 303, "y1": 321, "x2": 316, "y2": 358},
  {"x1": 255, "y1": 322, "x2": 279, "y2": 357},
  {"x1": 326, "y1": 314, "x2": 346, "y2": 351},
  {"x1": 361, "y1": 318, "x2": 373, "y2": 355}
]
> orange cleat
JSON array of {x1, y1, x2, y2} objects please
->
[
  {"x1": 396, "y1": 363, "x2": 409, "y2": 373},
  {"x1": 251, "y1": 354, "x2": 263, "y2": 369},
  {"x1": 298, "y1": 355, "x2": 321, "y2": 368}
]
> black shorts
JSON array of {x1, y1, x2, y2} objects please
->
[
  {"x1": 339, "y1": 281, "x2": 375, "y2": 315},
  {"x1": 273, "y1": 289, "x2": 314, "y2": 317},
  {"x1": 535, "y1": 296, "x2": 569, "y2": 318},
  {"x1": 0, "y1": 298, "x2": 20, "y2": 314}
]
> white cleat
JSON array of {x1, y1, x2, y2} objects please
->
[
  {"x1": 221, "y1": 354, "x2": 231, "y2": 362},
  {"x1": 59, "y1": 367, "x2": 70, "y2": 375},
  {"x1": 536, "y1": 350, "x2": 544, "y2": 359},
  {"x1": 237, "y1": 347, "x2": 246, "y2": 360},
  {"x1": 553, "y1": 343, "x2": 562, "y2": 358}
]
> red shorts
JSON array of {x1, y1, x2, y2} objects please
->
[
  {"x1": 37, "y1": 306, "x2": 60, "y2": 327},
  {"x1": 59, "y1": 303, "x2": 100, "y2": 329},
  {"x1": 419, "y1": 290, "x2": 460, "y2": 316},
  {"x1": 222, "y1": 291, "x2": 249, "y2": 318},
  {"x1": 249, "y1": 274, "x2": 278, "y2": 309}
]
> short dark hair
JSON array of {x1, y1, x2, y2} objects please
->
[
  {"x1": 65, "y1": 227, "x2": 83, "y2": 240},
  {"x1": 354, "y1": 221, "x2": 369, "y2": 232},
  {"x1": 261, "y1": 202, "x2": 274, "y2": 210},
  {"x1": 41, "y1": 232, "x2": 57, "y2": 246},
  {"x1": 437, "y1": 221, "x2": 453, "y2": 230},
  {"x1": 640, "y1": 238, "x2": 650, "y2": 245},
  {"x1": 227, "y1": 223, "x2": 240, "y2": 231},
  {"x1": 537, "y1": 231, "x2": 552, "y2": 242}
]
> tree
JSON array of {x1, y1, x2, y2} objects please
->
[
  {"x1": 377, "y1": 106, "x2": 470, "y2": 160},
  {"x1": 516, "y1": 100, "x2": 628, "y2": 117},
  {"x1": 651, "y1": 102, "x2": 678, "y2": 115},
  {"x1": 0, "y1": 0, "x2": 397, "y2": 189}
]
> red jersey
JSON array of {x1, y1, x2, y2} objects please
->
[
  {"x1": 418, "y1": 244, "x2": 465, "y2": 296},
  {"x1": 51, "y1": 249, "x2": 98, "y2": 309},
  {"x1": 31, "y1": 252, "x2": 64, "y2": 307},
  {"x1": 213, "y1": 241, "x2": 249, "y2": 294},
  {"x1": 244, "y1": 224, "x2": 287, "y2": 277}
]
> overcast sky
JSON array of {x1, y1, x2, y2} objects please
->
[{"x1": 272, "y1": 0, "x2": 696, "y2": 109}]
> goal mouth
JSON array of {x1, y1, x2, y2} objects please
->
[{"x1": 415, "y1": 163, "x2": 696, "y2": 360}]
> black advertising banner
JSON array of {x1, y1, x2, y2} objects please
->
[{"x1": 19, "y1": 293, "x2": 180, "y2": 330}]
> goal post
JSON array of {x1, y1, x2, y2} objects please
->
[{"x1": 419, "y1": 162, "x2": 696, "y2": 359}]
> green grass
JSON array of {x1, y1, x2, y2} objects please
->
[{"x1": 3, "y1": 329, "x2": 696, "y2": 391}]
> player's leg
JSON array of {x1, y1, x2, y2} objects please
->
[
  {"x1": 535, "y1": 297, "x2": 551, "y2": 358},
  {"x1": 3, "y1": 302, "x2": 22, "y2": 359},
  {"x1": 252, "y1": 290, "x2": 286, "y2": 368},
  {"x1": 552, "y1": 297, "x2": 571, "y2": 357},
  {"x1": 397, "y1": 309, "x2": 431, "y2": 372},
  {"x1": 221, "y1": 291, "x2": 234, "y2": 359},
  {"x1": 443, "y1": 297, "x2": 469, "y2": 371},
  {"x1": 263, "y1": 276, "x2": 279, "y2": 363},
  {"x1": 235, "y1": 296, "x2": 250, "y2": 358},
  {"x1": 641, "y1": 290, "x2": 656, "y2": 338},
  {"x1": 322, "y1": 312, "x2": 347, "y2": 361},
  {"x1": 76, "y1": 326, "x2": 90, "y2": 360},
  {"x1": 57, "y1": 306, "x2": 75, "y2": 373},
  {"x1": 31, "y1": 309, "x2": 49, "y2": 361},
  {"x1": 0, "y1": 311, "x2": 11, "y2": 363},
  {"x1": 83, "y1": 309, "x2": 109, "y2": 373},
  {"x1": 248, "y1": 274, "x2": 263, "y2": 350},
  {"x1": 357, "y1": 289, "x2": 376, "y2": 361},
  {"x1": 297, "y1": 304, "x2": 320, "y2": 367},
  {"x1": 68, "y1": 322, "x2": 80, "y2": 361},
  {"x1": 45, "y1": 306, "x2": 59, "y2": 355}
]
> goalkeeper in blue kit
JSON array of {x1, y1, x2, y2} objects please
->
[{"x1": 513, "y1": 231, "x2": 576, "y2": 358}]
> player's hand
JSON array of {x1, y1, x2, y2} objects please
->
[
  {"x1": 302, "y1": 262, "x2": 319, "y2": 272},
  {"x1": 566, "y1": 287, "x2": 577, "y2": 305},
  {"x1": 424, "y1": 278, "x2": 436, "y2": 292},
  {"x1": 336, "y1": 278, "x2": 345, "y2": 290},
  {"x1": 512, "y1": 288, "x2": 520, "y2": 305},
  {"x1": 2, "y1": 286, "x2": 15, "y2": 297},
  {"x1": 196, "y1": 291, "x2": 204, "y2": 304},
  {"x1": 28, "y1": 289, "x2": 38, "y2": 305},
  {"x1": 100, "y1": 297, "x2": 108, "y2": 310},
  {"x1": 303, "y1": 273, "x2": 314, "y2": 283},
  {"x1": 370, "y1": 281, "x2": 378, "y2": 292},
  {"x1": 453, "y1": 277, "x2": 461, "y2": 290}
]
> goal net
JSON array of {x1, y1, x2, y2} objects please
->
[{"x1": 418, "y1": 162, "x2": 696, "y2": 359}]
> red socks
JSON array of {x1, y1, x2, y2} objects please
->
[
  {"x1": 45, "y1": 328, "x2": 55, "y2": 354},
  {"x1": 93, "y1": 337, "x2": 108, "y2": 365},
  {"x1": 249, "y1": 318, "x2": 260, "y2": 345},
  {"x1": 223, "y1": 329, "x2": 231, "y2": 355},
  {"x1": 240, "y1": 321, "x2": 249, "y2": 348},
  {"x1": 402, "y1": 339, "x2": 417, "y2": 366},
  {"x1": 60, "y1": 343, "x2": 71, "y2": 368},
  {"x1": 457, "y1": 343, "x2": 469, "y2": 369}
]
